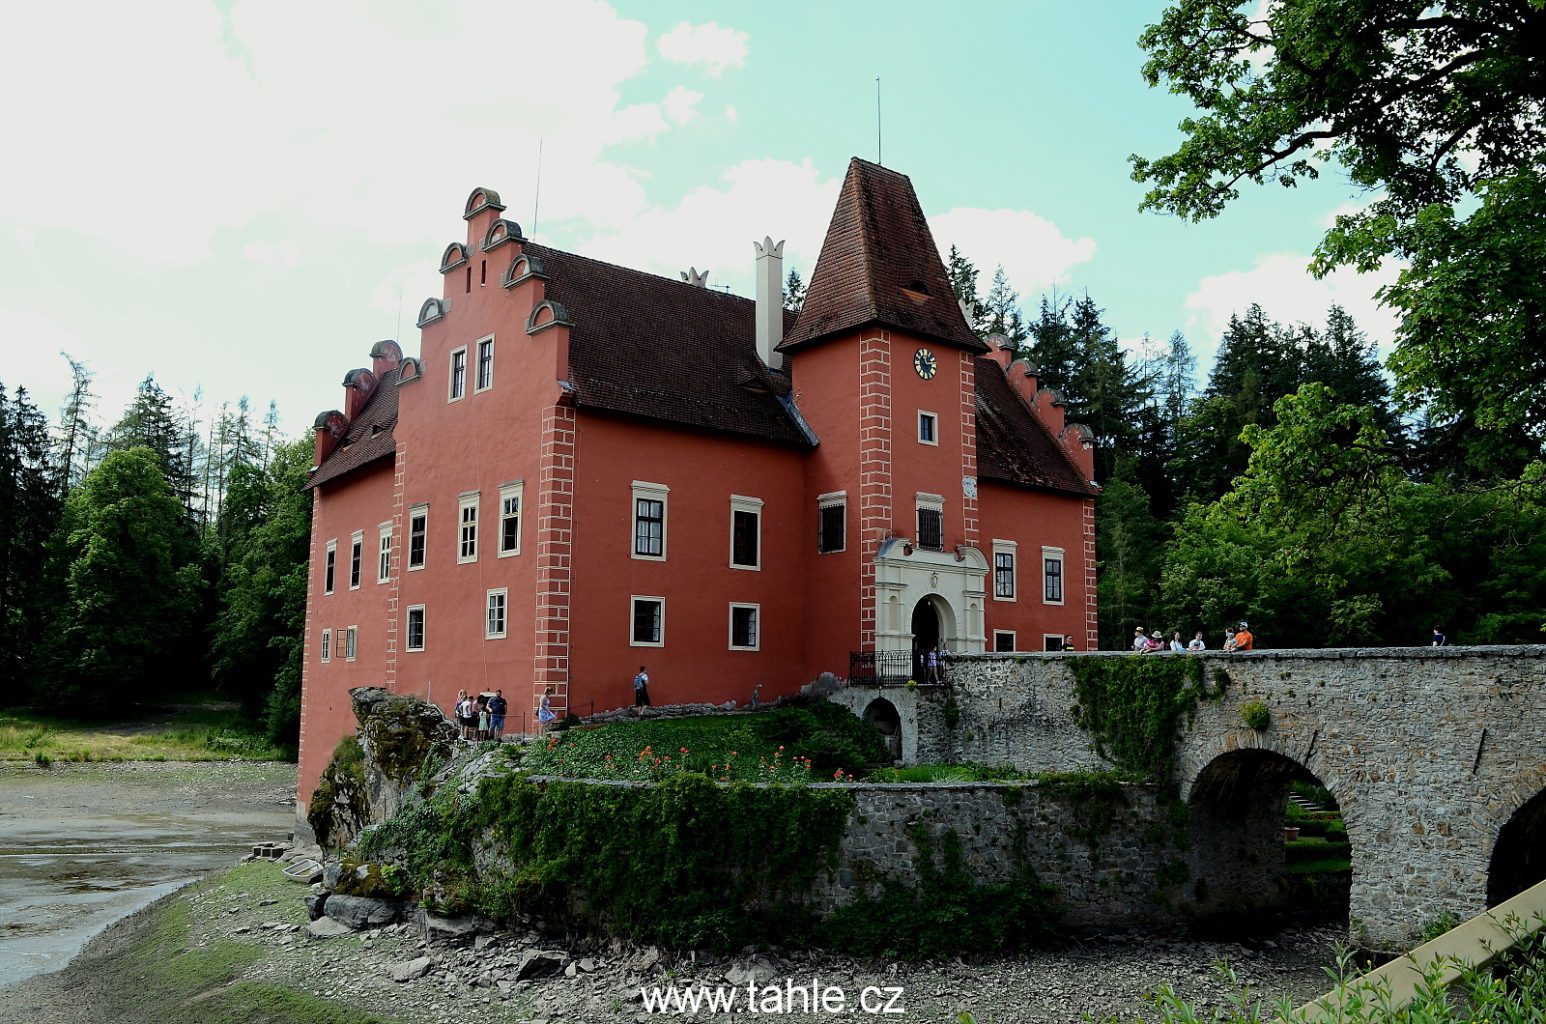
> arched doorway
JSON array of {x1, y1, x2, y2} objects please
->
[
  {"x1": 1489, "y1": 787, "x2": 1546, "y2": 907},
  {"x1": 910, "y1": 598, "x2": 940, "y2": 681},
  {"x1": 863, "y1": 697, "x2": 903, "y2": 762},
  {"x1": 1187, "y1": 749, "x2": 1351, "y2": 935}
]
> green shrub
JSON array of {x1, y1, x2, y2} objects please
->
[
  {"x1": 1240, "y1": 700, "x2": 1271, "y2": 731},
  {"x1": 1068, "y1": 655, "x2": 1209, "y2": 780}
]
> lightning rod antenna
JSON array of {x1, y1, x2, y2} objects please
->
[
  {"x1": 876, "y1": 77, "x2": 882, "y2": 165},
  {"x1": 532, "y1": 139, "x2": 544, "y2": 239}
]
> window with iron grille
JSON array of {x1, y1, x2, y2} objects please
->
[
  {"x1": 994, "y1": 551, "x2": 1015, "y2": 598},
  {"x1": 1044, "y1": 555, "x2": 1064, "y2": 603},
  {"x1": 818, "y1": 502, "x2": 845, "y2": 553},
  {"x1": 635, "y1": 499, "x2": 664, "y2": 557},
  {"x1": 917, "y1": 507, "x2": 944, "y2": 550}
]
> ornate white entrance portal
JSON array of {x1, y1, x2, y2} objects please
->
[{"x1": 873, "y1": 538, "x2": 987, "y2": 657}]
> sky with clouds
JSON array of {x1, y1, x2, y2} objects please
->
[{"x1": 0, "y1": 0, "x2": 1393, "y2": 439}]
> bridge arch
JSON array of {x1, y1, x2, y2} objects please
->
[
  {"x1": 1488, "y1": 769, "x2": 1546, "y2": 908},
  {"x1": 862, "y1": 697, "x2": 903, "y2": 762},
  {"x1": 1184, "y1": 746, "x2": 1354, "y2": 933}
]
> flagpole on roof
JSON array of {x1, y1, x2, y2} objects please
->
[
  {"x1": 876, "y1": 77, "x2": 882, "y2": 166},
  {"x1": 532, "y1": 138, "x2": 544, "y2": 240}
]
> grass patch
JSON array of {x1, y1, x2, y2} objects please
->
[
  {"x1": 514, "y1": 698, "x2": 889, "y2": 782},
  {"x1": 0, "y1": 703, "x2": 287, "y2": 762}
]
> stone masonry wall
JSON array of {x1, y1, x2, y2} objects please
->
[
  {"x1": 809, "y1": 781, "x2": 1185, "y2": 930},
  {"x1": 892, "y1": 647, "x2": 1546, "y2": 951}
]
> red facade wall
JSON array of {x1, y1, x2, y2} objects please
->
[{"x1": 975, "y1": 480, "x2": 1092, "y2": 652}]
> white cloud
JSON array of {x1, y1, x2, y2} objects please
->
[
  {"x1": 657, "y1": 21, "x2": 749, "y2": 77},
  {"x1": 724, "y1": 104, "x2": 739, "y2": 124},
  {"x1": 663, "y1": 86, "x2": 704, "y2": 126},
  {"x1": 1183, "y1": 252, "x2": 1402, "y2": 366},
  {"x1": 931, "y1": 208, "x2": 1097, "y2": 298},
  {"x1": 575, "y1": 159, "x2": 841, "y2": 295}
]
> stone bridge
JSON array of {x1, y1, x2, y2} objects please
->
[{"x1": 827, "y1": 646, "x2": 1546, "y2": 949}]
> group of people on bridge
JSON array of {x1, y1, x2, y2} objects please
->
[{"x1": 1132, "y1": 621, "x2": 1255, "y2": 654}]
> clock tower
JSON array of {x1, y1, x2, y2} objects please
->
[{"x1": 778, "y1": 158, "x2": 993, "y2": 665}]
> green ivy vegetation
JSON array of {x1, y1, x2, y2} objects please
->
[
  {"x1": 818, "y1": 821, "x2": 1061, "y2": 958},
  {"x1": 1239, "y1": 699, "x2": 1271, "y2": 731},
  {"x1": 307, "y1": 735, "x2": 365, "y2": 848},
  {"x1": 361, "y1": 772, "x2": 856, "y2": 951},
  {"x1": 1067, "y1": 655, "x2": 1214, "y2": 781},
  {"x1": 516, "y1": 699, "x2": 889, "y2": 783}
]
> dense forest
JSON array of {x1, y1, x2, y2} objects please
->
[
  {"x1": 0, "y1": 368, "x2": 310, "y2": 749},
  {"x1": 1, "y1": 1, "x2": 1540, "y2": 745}
]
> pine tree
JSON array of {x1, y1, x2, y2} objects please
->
[
  {"x1": 982, "y1": 265, "x2": 1027, "y2": 347},
  {"x1": 945, "y1": 245, "x2": 988, "y2": 334},
  {"x1": 0, "y1": 384, "x2": 61, "y2": 705},
  {"x1": 110, "y1": 375, "x2": 198, "y2": 517},
  {"x1": 1026, "y1": 293, "x2": 1079, "y2": 397},
  {"x1": 55, "y1": 353, "x2": 96, "y2": 495},
  {"x1": 783, "y1": 268, "x2": 806, "y2": 313}
]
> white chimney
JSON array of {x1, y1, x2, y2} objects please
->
[{"x1": 754, "y1": 236, "x2": 785, "y2": 370}]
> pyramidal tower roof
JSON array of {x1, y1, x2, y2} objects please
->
[{"x1": 780, "y1": 158, "x2": 986, "y2": 354}]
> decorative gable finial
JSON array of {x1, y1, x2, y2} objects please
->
[
  {"x1": 680, "y1": 267, "x2": 710, "y2": 288},
  {"x1": 959, "y1": 296, "x2": 977, "y2": 325},
  {"x1": 753, "y1": 236, "x2": 785, "y2": 259}
]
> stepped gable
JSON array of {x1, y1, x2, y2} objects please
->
[
  {"x1": 780, "y1": 158, "x2": 986, "y2": 354},
  {"x1": 524, "y1": 243, "x2": 810, "y2": 446},
  {"x1": 973, "y1": 357, "x2": 1094, "y2": 496},
  {"x1": 306, "y1": 366, "x2": 400, "y2": 489}
]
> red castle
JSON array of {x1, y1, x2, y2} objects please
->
[{"x1": 298, "y1": 159, "x2": 1098, "y2": 804}]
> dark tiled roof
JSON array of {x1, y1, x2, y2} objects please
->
[
  {"x1": 305, "y1": 367, "x2": 400, "y2": 490},
  {"x1": 524, "y1": 243, "x2": 812, "y2": 447},
  {"x1": 781, "y1": 158, "x2": 986, "y2": 354},
  {"x1": 974, "y1": 358, "x2": 1094, "y2": 497}
]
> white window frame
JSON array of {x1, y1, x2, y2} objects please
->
[
  {"x1": 915, "y1": 491, "x2": 946, "y2": 550},
  {"x1": 448, "y1": 346, "x2": 468, "y2": 401},
  {"x1": 729, "y1": 495, "x2": 763, "y2": 571},
  {"x1": 728, "y1": 602, "x2": 761, "y2": 651},
  {"x1": 320, "y1": 628, "x2": 331, "y2": 663},
  {"x1": 1043, "y1": 634, "x2": 1066, "y2": 652},
  {"x1": 629, "y1": 595, "x2": 666, "y2": 647},
  {"x1": 377, "y1": 522, "x2": 392, "y2": 584},
  {"x1": 631, "y1": 481, "x2": 669, "y2": 562},
  {"x1": 324, "y1": 540, "x2": 337, "y2": 595},
  {"x1": 486, "y1": 588, "x2": 508, "y2": 640},
  {"x1": 917, "y1": 409, "x2": 939, "y2": 446},
  {"x1": 992, "y1": 539, "x2": 1017, "y2": 602},
  {"x1": 405, "y1": 606, "x2": 425, "y2": 652},
  {"x1": 498, "y1": 481, "x2": 523, "y2": 557},
  {"x1": 474, "y1": 334, "x2": 494, "y2": 393},
  {"x1": 349, "y1": 530, "x2": 364, "y2": 590},
  {"x1": 1042, "y1": 545, "x2": 1066, "y2": 606},
  {"x1": 345, "y1": 625, "x2": 358, "y2": 662},
  {"x1": 458, "y1": 492, "x2": 479, "y2": 564},
  {"x1": 993, "y1": 630, "x2": 1016, "y2": 653},
  {"x1": 407, "y1": 505, "x2": 428, "y2": 571},
  {"x1": 817, "y1": 490, "x2": 846, "y2": 554}
]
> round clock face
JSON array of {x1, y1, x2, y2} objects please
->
[{"x1": 913, "y1": 348, "x2": 938, "y2": 380}]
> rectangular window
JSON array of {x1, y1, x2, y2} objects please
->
[
  {"x1": 320, "y1": 628, "x2": 331, "y2": 663},
  {"x1": 630, "y1": 596, "x2": 665, "y2": 646},
  {"x1": 349, "y1": 532, "x2": 363, "y2": 589},
  {"x1": 993, "y1": 630, "x2": 1015, "y2": 653},
  {"x1": 406, "y1": 606, "x2": 424, "y2": 652},
  {"x1": 631, "y1": 481, "x2": 669, "y2": 560},
  {"x1": 498, "y1": 482, "x2": 522, "y2": 557},
  {"x1": 458, "y1": 494, "x2": 478, "y2": 563},
  {"x1": 818, "y1": 492, "x2": 846, "y2": 554},
  {"x1": 486, "y1": 589, "x2": 507, "y2": 639},
  {"x1": 377, "y1": 523, "x2": 392, "y2": 584},
  {"x1": 1044, "y1": 634, "x2": 1065, "y2": 652},
  {"x1": 993, "y1": 542, "x2": 1017, "y2": 601},
  {"x1": 730, "y1": 495, "x2": 762, "y2": 569},
  {"x1": 408, "y1": 506, "x2": 427, "y2": 570},
  {"x1": 449, "y1": 347, "x2": 467, "y2": 400},
  {"x1": 918, "y1": 410, "x2": 938, "y2": 445},
  {"x1": 917, "y1": 508, "x2": 944, "y2": 550},
  {"x1": 729, "y1": 603, "x2": 760, "y2": 651},
  {"x1": 324, "y1": 541, "x2": 336, "y2": 594},
  {"x1": 1043, "y1": 547, "x2": 1065, "y2": 605},
  {"x1": 345, "y1": 625, "x2": 358, "y2": 662},
  {"x1": 475, "y1": 336, "x2": 494, "y2": 392}
]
